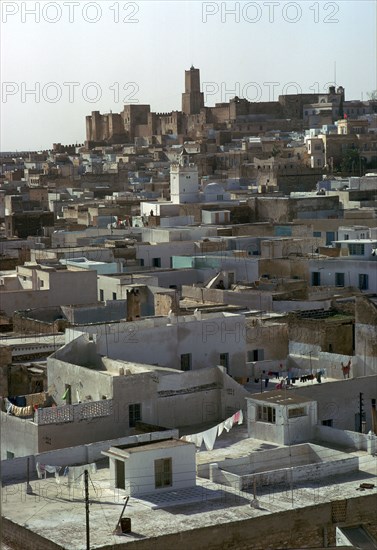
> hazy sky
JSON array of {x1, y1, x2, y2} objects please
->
[{"x1": 1, "y1": 0, "x2": 376, "y2": 151}]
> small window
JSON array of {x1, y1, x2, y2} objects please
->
[
  {"x1": 181, "y1": 353, "x2": 192, "y2": 372},
  {"x1": 348, "y1": 243, "x2": 365, "y2": 255},
  {"x1": 219, "y1": 353, "x2": 229, "y2": 372},
  {"x1": 257, "y1": 405, "x2": 276, "y2": 423},
  {"x1": 288, "y1": 407, "x2": 306, "y2": 418},
  {"x1": 99, "y1": 289, "x2": 104, "y2": 301},
  {"x1": 313, "y1": 231, "x2": 321, "y2": 238},
  {"x1": 335, "y1": 273, "x2": 345, "y2": 287},
  {"x1": 248, "y1": 349, "x2": 264, "y2": 362},
  {"x1": 322, "y1": 419, "x2": 333, "y2": 427},
  {"x1": 152, "y1": 257, "x2": 161, "y2": 268},
  {"x1": 154, "y1": 458, "x2": 172, "y2": 489},
  {"x1": 112, "y1": 292, "x2": 117, "y2": 300},
  {"x1": 7, "y1": 451, "x2": 14, "y2": 460},
  {"x1": 311, "y1": 271, "x2": 321, "y2": 286},
  {"x1": 129, "y1": 403, "x2": 141, "y2": 428}
]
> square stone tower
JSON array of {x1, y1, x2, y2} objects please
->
[{"x1": 182, "y1": 66, "x2": 204, "y2": 115}]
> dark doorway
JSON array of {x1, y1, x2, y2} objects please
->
[{"x1": 116, "y1": 460, "x2": 125, "y2": 489}]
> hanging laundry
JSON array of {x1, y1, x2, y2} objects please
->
[
  {"x1": 223, "y1": 409, "x2": 243, "y2": 431},
  {"x1": 46, "y1": 465, "x2": 62, "y2": 483},
  {"x1": 67, "y1": 463, "x2": 98, "y2": 489},
  {"x1": 179, "y1": 409, "x2": 244, "y2": 450},
  {"x1": 68, "y1": 465, "x2": 86, "y2": 489},
  {"x1": 45, "y1": 465, "x2": 61, "y2": 475},
  {"x1": 11, "y1": 405, "x2": 33, "y2": 417},
  {"x1": 9, "y1": 396, "x2": 27, "y2": 407},
  {"x1": 25, "y1": 393, "x2": 46, "y2": 407},
  {"x1": 62, "y1": 388, "x2": 70, "y2": 400},
  {"x1": 217, "y1": 421, "x2": 225, "y2": 437},
  {"x1": 180, "y1": 433, "x2": 202, "y2": 448},
  {"x1": 202, "y1": 425, "x2": 218, "y2": 451},
  {"x1": 55, "y1": 468, "x2": 62, "y2": 483},
  {"x1": 232, "y1": 410, "x2": 243, "y2": 425},
  {"x1": 224, "y1": 416, "x2": 234, "y2": 432},
  {"x1": 36, "y1": 463, "x2": 46, "y2": 479},
  {"x1": 191, "y1": 432, "x2": 204, "y2": 448}
]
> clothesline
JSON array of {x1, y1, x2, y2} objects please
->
[
  {"x1": 6, "y1": 392, "x2": 47, "y2": 407},
  {"x1": 4, "y1": 393, "x2": 48, "y2": 417},
  {"x1": 36, "y1": 463, "x2": 62, "y2": 483},
  {"x1": 36, "y1": 461, "x2": 97, "y2": 485},
  {"x1": 180, "y1": 409, "x2": 243, "y2": 451},
  {"x1": 4, "y1": 399, "x2": 34, "y2": 417}
]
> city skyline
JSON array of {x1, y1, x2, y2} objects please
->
[{"x1": 1, "y1": 0, "x2": 376, "y2": 150}]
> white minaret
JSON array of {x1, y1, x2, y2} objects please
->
[{"x1": 170, "y1": 149, "x2": 199, "y2": 204}]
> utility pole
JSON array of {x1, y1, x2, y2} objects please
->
[
  {"x1": 359, "y1": 393, "x2": 364, "y2": 433},
  {"x1": 85, "y1": 469, "x2": 90, "y2": 550},
  {"x1": 309, "y1": 351, "x2": 313, "y2": 377},
  {"x1": 26, "y1": 457, "x2": 33, "y2": 494}
]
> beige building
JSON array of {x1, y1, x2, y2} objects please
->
[{"x1": 0, "y1": 264, "x2": 98, "y2": 317}]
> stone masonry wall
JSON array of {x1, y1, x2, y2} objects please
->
[{"x1": 3, "y1": 494, "x2": 376, "y2": 550}]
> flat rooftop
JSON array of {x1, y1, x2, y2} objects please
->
[
  {"x1": 106, "y1": 438, "x2": 192, "y2": 457},
  {"x1": 0, "y1": 333, "x2": 65, "y2": 347},
  {"x1": 2, "y1": 446, "x2": 376, "y2": 550},
  {"x1": 248, "y1": 391, "x2": 314, "y2": 405}
]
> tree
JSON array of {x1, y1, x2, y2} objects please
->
[{"x1": 340, "y1": 148, "x2": 360, "y2": 174}]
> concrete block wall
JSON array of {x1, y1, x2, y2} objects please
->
[
  {"x1": 273, "y1": 299, "x2": 332, "y2": 313},
  {"x1": 292, "y1": 375, "x2": 377, "y2": 432},
  {"x1": 241, "y1": 456, "x2": 358, "y2": 490},
  {"x1": 2, "y1": 518, "x2": 64, "y2": 550},
  {"x1": 47, "y1": 494, "x2": 377, "y2": 550},
  {"x1": 209, "y1": 463, "x2": 241, "y2": 490},
  {"x1": 317, "y1": 352, "x2": 356, "y2": 379},
  {"x1": 315, "y1": 424, "x2": 377, "y2": 453},
  {"x1": 1, "y1": 430, "x2": 178, "y2": 484},
  {"x1": 181, "y1": 285, "x2": 273, "y2": 310},
  {"x1": 1, "y1": 412, "x2": 39, "y2": 460},
  {"x1": 201, "y1": 445, "x2": 315, "y2": 481}
]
